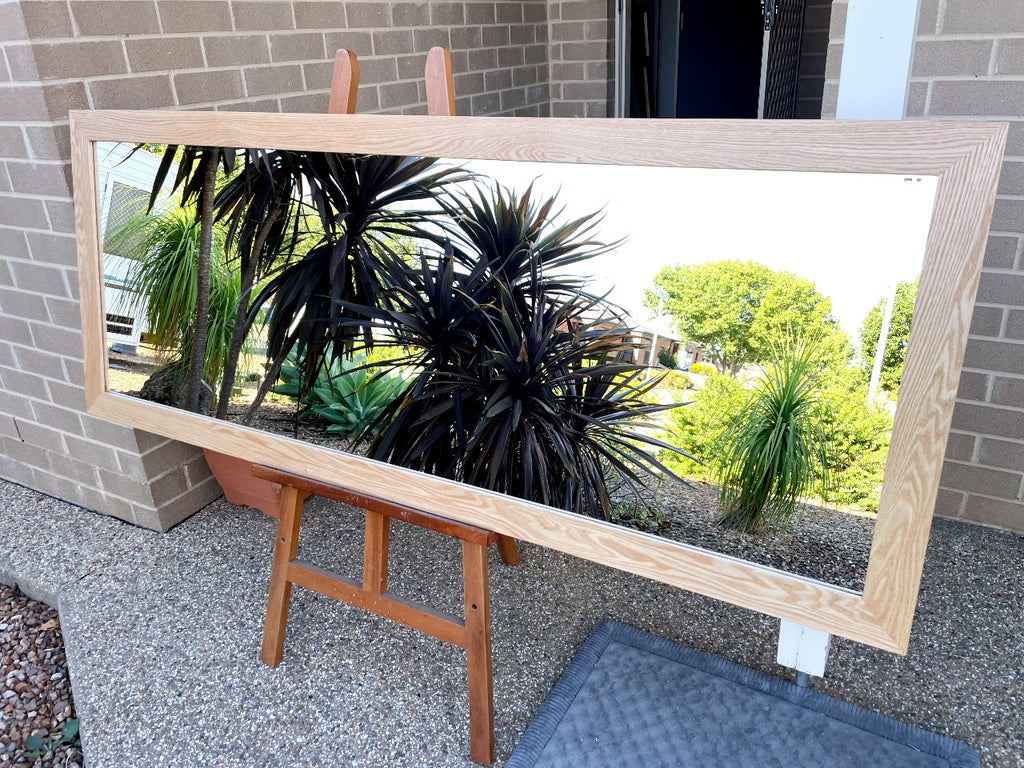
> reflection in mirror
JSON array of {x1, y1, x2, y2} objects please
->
[{"x1": 98, "y1": 141, "x2": 938, "y2": 592}]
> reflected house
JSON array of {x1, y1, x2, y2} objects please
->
[
  {"x1": 629, "y1": 323, "x2": 682, "y2": 367},
  {"x1": 96, "y1": 144, "x2": 175, "y2": 354}
]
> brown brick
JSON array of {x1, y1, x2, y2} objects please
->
[
  {"x1": 325, "y1": 30, "x2": 373, "y2": 55},
  {"x1": 468, "y1": 47, "x2": 497, "y2": 71},
  {"x1": 30, "y1": 322, "x2": 82, "y2": 358},
  {"x1": 345, "y1": 2, "x2": 390, "y2": 27},
  {"x1": 302, "y1": 60, "x2": 334, "y2": 89},
  {"x1": 984, "y1": 236, "x2": 1020, "y2": 270},
  {"x1": 5, "y1": 160, "x2": 70, "y2": 197},
  {"x1": 379, "y1": 80, "x2": 419, "y2": 109},
  {"x1": 552, "y1": 100, "x2": 587, "y2": 117},
  {"x1": 500, "y1": 86, "x2": 526, "y2": 111},
  {"x1": 43, "y1": 296, "x2": 80, "y2": 329},
  {"x1": 294, "y1": 1, "x2": 348, "y2": 28},
  {"x1": 525, "y1": 82, "x2": 547, "y2": 103},
  {"x1": 915, "y1": 0, "x2": 939, "y2": 35},
  {"x1": 15, "y1": 419, "x2": 64, "y2": 452},
  {"x1": 944, "y1": 430, "x2": 977, "y2": 461},
  {"x1": 357, "y1": 56, "x2": 398, "y2": 85},
  {"x1": 158, "y1": 0, "x2": 232, "y2": 32},
  {"x1": 963, "y1": 338, "x2": 1024, "y2": 375},
  {"x1": 941, "y1": 459, "x2": 1022, "y2": 498},
  {"x1": 977, "y1": 436, "x2": 1024, "y2": 471},
  {"x1": 0, "y1": 286, "x2": 49, "y2": 322},
  {"x1": 995, "y1": 39, "x2": 1024, "y2": 75},
  {"x1": 233, "y1": 1, "x2": 296, "y2": 30},
  {"x1": 912, "y1": 40, "x2": 993, "y2": 78},
  {"x1": 0, "y1": 195, "x2": 49, "y2": 229},
  {"x1": 174, "y1": 69, "x2": 243, "y2": 104},
  {"x1": 976, "y1": 270, "x2": 1024, "y2": 307},
  {"x1": 90, "y1": 74, "x2": 174, "y2": 110},
  {"x1": 952, "y1": 400, "x2": 1024, "y2": 439},
  {"x1": 510, "y1": 23, "x2": 535, "y2": 45},
  {"x1": 372, "y1": 29, "x2": 414, "y2": 56},
  {"x1": 391, "y1": 2, "x2": 429, "y2": 26},
  {"x1": 960, "y1": 494, "x2": 1024, "y2": 530},
  {"x1": 269, "y1": 31, "x2": 326, "y2": 61},
  {"x1": 22, "y1": 40, "x2": 127, "y2": 80},
  {"x1": 244, "y1": 64, "x2": 303, "y2": 97},
  {"x1": 413, "y1": 27, "x2": 450, "y2": 50},
  {"x1": 203, "y1": 34, "x2": 271, "y2": 66},
  {"x1": 126, "y1": 37, "x2": 204, "y2": 73},
  {"x1": 932, "y1": 487, "x2": 966, "y2": 519},
  {"x1": 277, "y1": 91, "x2": 322, "y2": 111},
  {"x1": 990, "y1": 197, "x2": 1024, "y2": 235},
  {"x1": 454, "y1": 71, "x2": 485, "y2": 96},
  {"x1": 971, "y1": 305, "x2": 1004, "y2": 337},
  {"x1": 0, "y1": 83, "x2": 47, "y2": 123},
  {"x1": 534, "y1": 22, "x2": 548, "y2": 43},
  {"x1": 957, "y1": 368, "x2": 988, "y2": 404},
  {"x1": 395, "y1": 53, "x2": 422, "y2": 79},
  {"x1": 466, "y1": 3, "x2": 496, "y2": 24},
  {"x1": 70, "y1": 1, "x2": 160, "y2": 35},
  {"x1": 0, "y1": 125, "x2": 27, "y2": 158},
  {"x1": 482, "y1": 25, "x2": 509, "y2": 47},
  {"x1": 450, "y1": 25, "x2": 483, "y2": 50},
  {"x1": 997, "y1": 160, "x2": 1024, "y2": 197},
  {"x1": 1006, "y1": 309, "x2": 1024, "y2": 340},
  {"x1": 496, "y1": 1, "x2": 524, "y2": 22},
  {"x1": 430, "y1": 2, "x2": 464, "y2": 25},
  {"x1": 943, "y1": 0, "x2": 1024, "y2": 34},
  {"x1": 355, "y1": 84, "x2": 380, "y2": 112},
  {"x1": 524, "y1": 43, "x2": 547, "y2": 65},
  {"x1": 561, "y1": 0, "x2": 604, "y2": 20},
  {"x1": 1008, "y1": 121, "x2": 1024, "y2": 156},
  {"x1": 524, "y1": 3, "x2": 546, "y2": 23},
  {"x1": 551, "y1": 61, "x2": 584, "y2": 80},
  {"x1": 990, "y1": 375, "x2": 1024, "y2": 407},
  {"x1": 484, "y1": 68, "x2": 511, "y2": 91},
  {"x1": 149, "y1": 467, "x2": 190, "y2": 505},
  {"x1": 1, "y1": 315, "x2": 33, "y2": 345},
  {"x1": 498, "y1": 46, "x2": 525, "y2": 68},
  {"x1": 930, "y1": 80, "x2": 1024, "y2": 117},
  {"x1": 471, "y1": 90, "x2": 500, "y2": 115},
  {"x1": 584, "y1": 19, "x2": 611, "y2": 40},
  {"x1": 24, "y1": 232, "x2": 76, "y2": 270}
]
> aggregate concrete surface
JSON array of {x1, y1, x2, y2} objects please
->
[{"x1": 0, "y1": 479, "x2": 1020, "y2": 767}]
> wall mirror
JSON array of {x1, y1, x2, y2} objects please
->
[{"x1": 72, "y1": 111, "x2": 1006, "y2": 653}]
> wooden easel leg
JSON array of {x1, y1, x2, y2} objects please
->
[
  {"x1": 462, "y1": 540, "x2": 494, "y2": 765},
  {"x1": 362, "y1": 510, "x2": 390, "y2": 594},
  {"x1": 260, "y1": 485, "x2": 306, "y2": 666},
  {"x1": 495, "y1": 535, "x2": 520, "y2": 566}
]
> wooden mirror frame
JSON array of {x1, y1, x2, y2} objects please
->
[{"x1": 70, "y1": 110, "x2": 1006, "y2": 653}]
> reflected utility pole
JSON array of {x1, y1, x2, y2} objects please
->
[{"x1": 867, "y1": 284, "x2": 896, "y2": 403}]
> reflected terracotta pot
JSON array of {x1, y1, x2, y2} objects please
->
[{"x1": 202, "y1": 448, "x2": 282, "y2": 519}]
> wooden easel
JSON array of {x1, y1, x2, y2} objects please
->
[{"x1": 258, "y1": 49, "x2": 515, "y2": 766}]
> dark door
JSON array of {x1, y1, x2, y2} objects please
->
[{"x1": 629, "y1": 0, "x2": 765, "y2": 118}]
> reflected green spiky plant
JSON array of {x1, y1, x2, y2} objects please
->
[
  {"x1": 715, "y1": 338, "x2": 830, "y2": 533},
  {"x1": 107, "y1": 202, "x2": 239, "y2": 390},
  {"x1": 336, "y1": 182, "x2": 689, "y2": 520}
]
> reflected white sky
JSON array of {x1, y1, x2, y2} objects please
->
[{"x1": 459, "y1": 159, "x2": 939, "y2": 340}]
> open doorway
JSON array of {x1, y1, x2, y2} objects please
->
[{"x1": 617, "y1": 0, "x2": 810, "y2": 119}]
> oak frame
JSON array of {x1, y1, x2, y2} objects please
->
[{"x1": 70, "y1": 110, "x2": 1006, "y2": 654}]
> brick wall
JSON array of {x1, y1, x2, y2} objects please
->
[
  {"x1": 0, "y1": 0, "x2": 552, "y2": 530},
  {"x1": 547, "y1": 0, "x2": 613, "y2": 116},
  {"x1": 824, "y1": 0, "x2": 1024, "y2": 532}
]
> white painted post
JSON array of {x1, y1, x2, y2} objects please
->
[
  {"x1": 835, "y1": 0, "x2": 921, "y2": 120},
  {"x1": 776, "y1": 0, "x2": 921, "y2": 679},
  {"x1": 777, "y1": 620, "x2": 832, "y2": 680}
]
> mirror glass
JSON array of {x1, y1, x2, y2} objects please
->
[{"x1": 97, "y1": 141, "x2": 939, "y2": 592}]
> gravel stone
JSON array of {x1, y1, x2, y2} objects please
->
[{"x1": 0, "y1": 478, "x2": 1020, "y2": 766}]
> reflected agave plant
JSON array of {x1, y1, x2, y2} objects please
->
[{"x1": 336, "y1": 182, "x2": 689, "y2": 520}]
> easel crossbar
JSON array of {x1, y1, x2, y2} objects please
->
[{"x1": 288, "y1": 559, "x2": 468, "y2": 647}]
